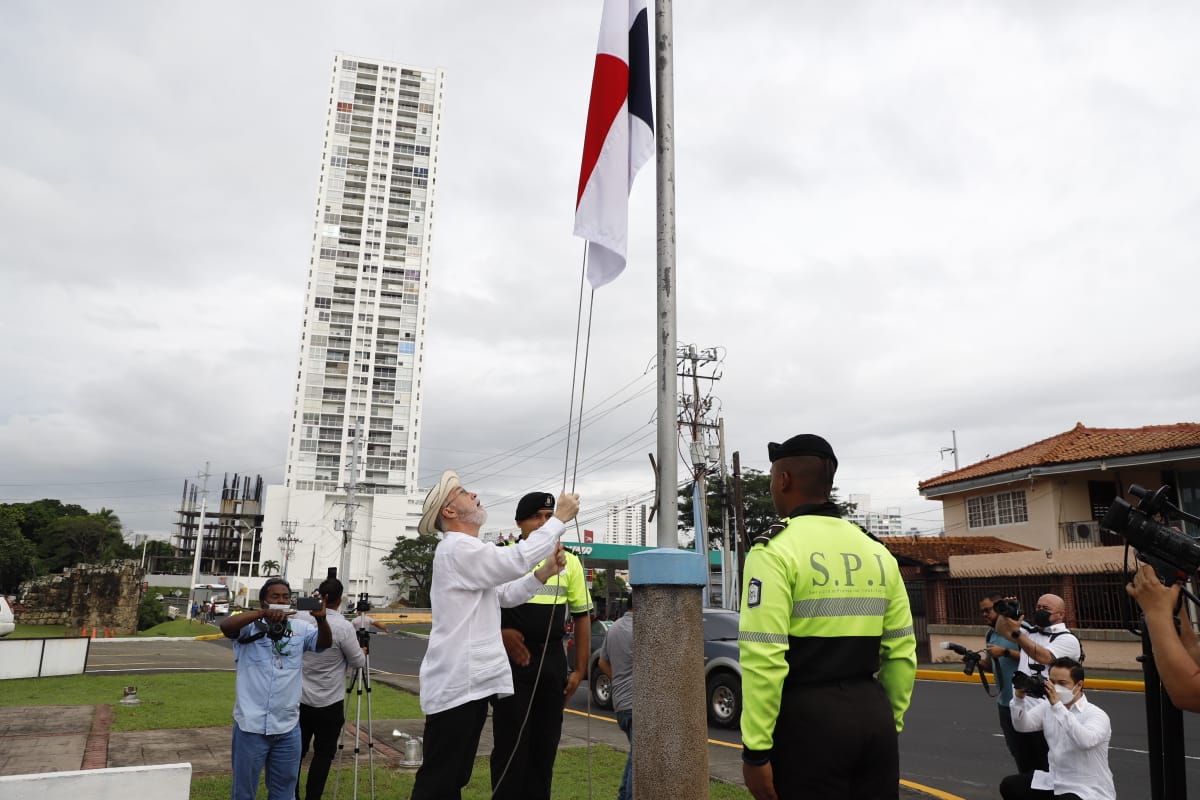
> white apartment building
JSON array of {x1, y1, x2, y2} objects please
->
[
  {"x1": 606, "y1": 500, "x2": 649, "y2": 547},
  {"x1": 846, "y1": 493, "x2": 903, "y2": 538},
  {"x1": 262, "y1": 54, "x2": 445, "y2": 603}
]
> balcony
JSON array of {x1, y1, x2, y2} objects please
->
[{"x1": 1058, "y1": 520, "x2": 1122, "y2": 549}]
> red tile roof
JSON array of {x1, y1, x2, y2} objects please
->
[
  {"x1": 919, "y1": 422, "x2": 1200, "y2": 491},
  {"x1": 882, "y1": 536, "x2": 1036, "y2": 567}
]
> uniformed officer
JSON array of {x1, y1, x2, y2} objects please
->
[
  {"x1": 739, "y1": 434, "x2": 917, "y2": 800},
  {"x1": 490, "y1": 492, "x2": 594, "y2": 800}
]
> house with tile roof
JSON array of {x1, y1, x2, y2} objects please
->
[{"x1": 912, "y1": 422, "x2": 1200, "y2": 669}]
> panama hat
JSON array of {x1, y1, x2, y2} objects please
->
[{"x1": 419, "y1": 469, "x2": 462, "y2": 535}]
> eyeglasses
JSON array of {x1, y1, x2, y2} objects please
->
[
  {"x1": 442, "y1": 486, "x2": 466, "y2": 509},
  {"x1": 979, "y1": 607, "x2": 994, "y2": 615}
]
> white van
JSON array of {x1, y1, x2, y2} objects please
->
[{"x1": 0, "y1": 596, "x2": 15, "y2": 637}]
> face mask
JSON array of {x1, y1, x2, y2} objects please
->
[
  {"x1": 1033, "y1": 610, "x2": 1052, "y2": 628},
  {"x1": 1055, "y1": 684, "x2": 1076, "y2": 704}
]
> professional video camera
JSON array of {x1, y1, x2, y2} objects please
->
[
  {"x1": 357, "y1": 592, "x2": 371, "y2": 613},
  {"x1": 940, "y1": 641, "x2": 984, "y2": 676},
  {"x1": 1102, "y1": 484, "x2": 1200, "y2": 585},
  {"x1": 1011, "y1": 663, "x2": 1048, "y2": 699}
]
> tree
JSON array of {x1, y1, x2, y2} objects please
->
[
  {"x1": 1, "y1": 498, "x2": 88, "y2": 552},
  {"x1": 0, "y1": 506, "x2": 39, "y2": 593},
  {"x1": 138, "y1": 592, "x2": 170, "y2": 630},
  {"x1": 678, "y1": 468, "x2": 857, "y2": 547},
  {"x1": 382, "y1": 533, "x2": 439, "y2": 607},
  {"x1": 261, "y1": 559, "x2": 280, "y2": 575},
  {"x1": 591, "y1": 568, "x2": 627, "y2": 598},
  {"x1": 38, "y1": 508, "x2": 132, "y2": 573}
]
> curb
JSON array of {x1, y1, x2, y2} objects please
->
[{"x1": 916, "y1": 668, "x2": 1144, "y2": 692}]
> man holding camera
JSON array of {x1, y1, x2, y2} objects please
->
[
  {"x1": 409, "y1": 471, "x2": 577, "y2": 800},
  {"x1": 220, "y1": 578, "x2": 332, "y2": 800},
  {"x1": 999, "y1": 657, "x2": 1114, "y2": 800},
  {"x1": 1127, "y1": 562, "x2": 1200, "y2": 710},
  {"x1": 979, "y1": 594, "x2": 1022, "y2": 768},
  {"x1": 294, "y1": 577, "x2": 365, "y2": 800},
  {"x1": 994, "y1": 594, "x2": 1082, "y2": 773}
]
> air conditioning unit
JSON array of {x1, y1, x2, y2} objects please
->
[{"x1": 1065, "y1": 520, "x2": 1099, "y2": 545}]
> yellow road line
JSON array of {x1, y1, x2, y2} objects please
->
[{"x1": 899, "y1": 779, "x2": 966, "y2": 799}]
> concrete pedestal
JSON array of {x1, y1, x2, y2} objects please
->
[{"x1": 629, "y1": 549, "x2": 710, "y2": 800}]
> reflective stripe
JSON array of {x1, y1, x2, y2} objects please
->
[
  {"x1": 739, "y1": 630, "x2": 790, "y2": 645},
  {"x1": 792, "y1": 597, "x2": 888, "y2": 618},
  {"x1": 569, "y1": 602, "x2": 594, "y2": 614},
  {"x1": 882, "y1": 625, "x2": 914, "y2": 640}
]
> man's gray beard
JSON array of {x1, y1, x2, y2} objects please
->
[{"x1": 460, "y1": 504, "x2": 488, "y2": 527}]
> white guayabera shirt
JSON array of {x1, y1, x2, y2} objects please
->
[{"x1": 1010, "y1": 693, "x2": 1115, "y2": 800}]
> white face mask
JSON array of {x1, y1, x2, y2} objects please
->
[{"x1": 1055, "y1": 684, "x2": 1077, "y2": 704}]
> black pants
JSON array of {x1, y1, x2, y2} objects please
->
[
  {"x1": 770, "y1": 679, "x2": 898, "y2": 800},
  {"x1": 410, "y1": 697, "x2": 490, "y2": 800},
  {"x1": 489, "y1": 657, "x2": 567, "y2": 800},
  {"x1": 998, "y1": 703, "x2": 1023, "y2": 771},
  {"x1": 297, "y1": 700, "x2": 344, "y2": 800},
  {"x1": 999, "y1": 772, "x2": 1083, "y2": 800},
  {"x1": 1012, "y1": 727, "x2": 1050, "y2": 774}
]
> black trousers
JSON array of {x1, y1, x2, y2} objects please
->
[
  {"x1": 999, "y1": 772, "x2": 1083, "y2": 800},
  {"x1": 489, "y1": 656, "x2": 567, "y2": 800},
  {"x1": 769, "y1": 679, "x2": 899, "y2": 800},
  {"x1": 998, "y1": 703, "x2": 1023, "y2": 771},
  {"x1": 410, "y1": 697, "x2": 490, "y2": 800},
  {"x1": 297, "y1": 700, "x2": 345, "y2": 800},
  {"x1": 1012, "y1": 727, "x2": 1050, "y2": 774}
]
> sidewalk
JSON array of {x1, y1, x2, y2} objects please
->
[{"x1": 0, "y1": 669, "x2": 943, "y2": 797}]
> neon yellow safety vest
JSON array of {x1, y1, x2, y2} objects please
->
[{"x1": 738, "y1": 512, "x2": 916, "y2": 756}]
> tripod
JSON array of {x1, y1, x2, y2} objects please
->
[
  {"x1": 1138, "y1": 613, "x2": 1187, "y2": 800},
  {"x1": 334, "y1": 630, "x2": 376, "y2": 800}
]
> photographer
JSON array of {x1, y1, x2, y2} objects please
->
[
  {"x1": 994, "y1": 593, "x2": 1081, "y2": 773},
  {"x1": 979, "y1": 594, "x2": 1022, "y2": 768},
  {"x1": 999, "y1": 657, "x2": 1114, "y2": 800},
  {"x1": 220, "y1": 578, "x2": 332, "y2": 800},
  {"x1": 1127, "y1": 562, "x2": 1200, "y2": 711},
  {"x1": 294, "y1": 577, "x2": 365, "y2": 800}
]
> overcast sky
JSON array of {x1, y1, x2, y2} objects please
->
[{"x1": 3, "y1": 1, "x2": 1199, "y2": 542}]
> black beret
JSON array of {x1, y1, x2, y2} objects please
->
[
  {"x1": 515, "y1": 491, "x2": 556, "y2": 522},
  {"x1": 767, "y1": 434, "x2": 838, "y2": 469}
]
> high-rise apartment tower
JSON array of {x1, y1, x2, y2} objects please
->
[{"x1": 262, "y1": 54, "x2": 445, "y2": 602}]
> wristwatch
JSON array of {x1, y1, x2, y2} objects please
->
[{"x1": 1011, "y1": 628, "x2": 1021, "y2": 639}]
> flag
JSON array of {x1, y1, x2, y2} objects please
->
[{"x1": 574, "y1": 0, "x2": 655, "y2": 289}]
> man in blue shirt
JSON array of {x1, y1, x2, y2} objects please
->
[
  {"x1": 980, "y1": 594, "x2": 1022, "y2": 770},
  {"x1": 220, "y1": 578, "x2": 332, "y2": 800}
]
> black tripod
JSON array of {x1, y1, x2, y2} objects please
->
[
  {"x1": 334, "y1": 630, "x2": 375, "y2": 800},
  {"x1": 1138, "y1": 614, "x2": 1187, "y2": 800}
]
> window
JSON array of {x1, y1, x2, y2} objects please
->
[{"x1": 967, "y1": 490, "x2": 1028, "y2": 529}]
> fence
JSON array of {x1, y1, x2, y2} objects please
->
[{"x1": 940, "y1": 573, "x2": 1137, "y2": 630}]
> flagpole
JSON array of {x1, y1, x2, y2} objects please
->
[{"x1": 655, "y1": 0, "x2": 678, "y2": 549}]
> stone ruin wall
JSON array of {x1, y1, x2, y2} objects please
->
[{"x1": 17, "y1": 560, "x2": 144, "y2": 635}]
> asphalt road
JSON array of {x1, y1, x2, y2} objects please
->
[{"x1": 364, "y1": 633, "x2": 1200, "y2": 800}]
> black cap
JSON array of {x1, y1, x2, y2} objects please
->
[
  {"x1": 767, "y1": 434, "x2": 838, "y2": 469},
  {"x1": 515, "y1": 491, "x2": 556, "y2": 522}
]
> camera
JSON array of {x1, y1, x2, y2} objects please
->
[
  {"x1": 1102, "y1": 484, "x2": 1200, "y2": 584},
  {"x1": 356, "y1": 592, "x2": 371, "y2": 614},
  {"x1": 940, "y1": 642, "x2": 983, "y2": 676},
  {"x1": 297, "y1": 596, "x2": 322, "y2": 612},
  {"x1": 356, "y1": 627, "x2": 371, "y2": 651},
  {"x1": 992, "y1": 598, "x2": 1023, "y2": 620},
  {"x1": 1012, "y1": 664, "x2": 1048, "y2": 699}
]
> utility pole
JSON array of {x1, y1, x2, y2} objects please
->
[
  {"x1": 718, "y1": 418, "x2": 732, "y2": 609},
  {"x1": 941, "y1": 429, "x2": 959, "y2": 470},
  {"x1": 186, "y1": 462, "x2": 211, "y2": 621},
  {"x1": 732, "y1": 450, "x2": 747, "y2": 611},
  {"x1": 678, "y1": 344, "x2": 721, "y2": 606},
  {"x1": 337, "y1": 420, "x2": 362, "y2": 593},
  {"x1": 278, "y1": 520, "x2": 300, "y2": 582}
]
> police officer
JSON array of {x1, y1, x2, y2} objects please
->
[
  {"x1": 739, "y1": 434, "x2": 917, "y2": 800},
  {"x1": 490, "y1": 492, "x2": 594, "y2": 800}
]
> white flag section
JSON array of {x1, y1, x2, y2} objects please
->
[{"x1": 574, "y1": 0, "x2": 655, "y2": 289}]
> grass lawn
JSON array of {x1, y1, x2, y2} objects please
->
[
  {"x1": 190, "y1": 744, "x2": 752, "y2": 799},
  {"x1": 0, "y1": 672, "x2": 422, "y2": 731},
  {"x1": 8, "y1": 623, "x2": 75, "y2": 638},
  {"x1": 137, "y1": 618, "x2": 220, "y2": 637}
]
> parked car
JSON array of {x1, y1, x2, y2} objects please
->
[
  {"x1": 0, "y1": 595, "x2": 15, "y2": 637},
  {"x1": 562, "y1": 617, "x2": 614, "y2": 706},
  {"x1": 582, "y1": 607, "x2": 743, "y2": 730}
]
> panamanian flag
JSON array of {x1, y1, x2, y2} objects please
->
[{"x1": 574, "y1": 0, "x2": 655, "y2": 289}]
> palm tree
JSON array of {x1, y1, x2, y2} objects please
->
[{"x1": 261, "y1": 559, "x2": 280, "y2": 575}]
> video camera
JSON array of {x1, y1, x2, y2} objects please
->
[
  {"x1": 1012, "y1": 663, "x2": 1049, "y2": 699},
  {"x1": 1102, "y1": 484, "x2": 1200, "y2": 585},
  {"x1": 992, "y1": 598, "x2": 1023, "y2": 621},
  {"x1": 356, "y1": 592, "x2": 371, "y2": 614}
]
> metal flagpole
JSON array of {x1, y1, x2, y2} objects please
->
[{"x1": 655, "y1": 0, "x2": 678, "y2": 549}]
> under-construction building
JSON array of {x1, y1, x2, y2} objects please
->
[{"x1": 173, "y1": 473, "x2": 266, "y2": 577}]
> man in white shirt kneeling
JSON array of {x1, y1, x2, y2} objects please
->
[{"x1": 1000, "y1": 657, "x2": 1114, "y2": 800}]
